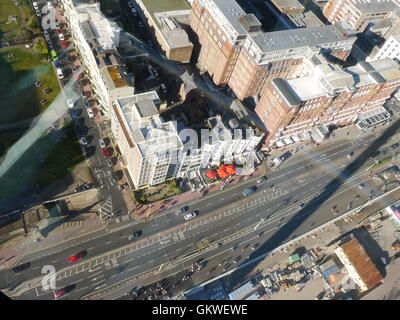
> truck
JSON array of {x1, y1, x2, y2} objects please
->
[{"x1": 272, "y1": 151, "x2": 291, "y2": 167}]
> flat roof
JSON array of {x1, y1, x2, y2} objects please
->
[
  {"x1": 351, "y1": 0, "x2": 399, "y2": 13},
  {"x1": 339, "y1": 237, "x2": 383, "y2": 290},
  {"x1": 213, "y1": 0, "x2": 249, "y2": 36},
  {"x1": 251, "y1": 23, "x2": 354, "y2": 53},
  {"x1": 141, "y1": 0, "x2": 190, "y2": 27},
  {"x1": 107, "y1": 66, "x2": 128, "y2": 88}
]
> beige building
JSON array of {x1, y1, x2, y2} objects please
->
[
  {"x1": 323, "y1": 0, "x2": 400, "y2": 32},
  {"x1": 135, "y1": 0, "x2": 194, "y2": 63}
]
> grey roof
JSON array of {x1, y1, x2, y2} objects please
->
[
  {"x1": 351, "y1": 0, "x2": 399, "y2": 13},
  {"x1": 80, "y1": 21, "x2": 96, "y2": 40},
  {"x1": 136, "y1": 100, "x2": 158, "y2": 118},
  {"x1": 273, "y1": 78, "x2": 301, "y2": 106},
  {"x1": 251, "y1": 23, "x2": 355, "y2": 53},
  {"x1": 213, "y1": 0, "x2": 248, "y2": 35}
]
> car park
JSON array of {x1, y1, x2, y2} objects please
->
[
  {"x1": 98, "y1": 138, "x2": 106, "y2": 149},
  {"x1": 54, "y1": 289, "x2": 66, "y2": 298},
  {"x1": 87, "y1": 108, "x2": 94, "y2": 118},
  {"x1": 128, "y1": 230, "x2": 142, "y2": 240},
  {"x1": 175, "y1": 206, "x2": 188, "y2": 215},
  {"x1": 184, "y1": 211, "x2": 198, "y2": 221},
  {"x1": 68, "y1": 252, "x2": 85, "y2": 263},
  {"x1": 67, "y1": 98, "x2": 74, "y2": 108}
]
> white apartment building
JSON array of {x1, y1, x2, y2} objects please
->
[
  {"x1": 367, "y1": 34, "x2": 400, "y2": 61},
  {"x1": 61, "y1": 0, "x2": 134, "y2": 118}
]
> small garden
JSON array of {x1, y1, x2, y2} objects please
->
[{"x1": 133, "y1": 179, "x2": 183, "y2": 204}]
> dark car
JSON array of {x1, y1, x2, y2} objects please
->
[
  {"x1": 243, "y1": 186, "x2": 256, "y2": 196},
  {"x1": 12, "y1": 262, "x2": 31, "y2": 273},
  {"x1": 128, "y1": 230, "x2": 142, "y2": 240},
  {"x1": 175, "y1": 206, "x2": 189, "y2": 215}
]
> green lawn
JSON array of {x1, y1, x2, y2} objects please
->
[
  {"x1": 0, "y1": 125, "x2": 85, "y2": 198},
  {"x1": 0, "y1": 0, "x2": 21, "y2": 34},
  {"x1": 0, "y1": 48, "x2": 60, "y2": 124}
]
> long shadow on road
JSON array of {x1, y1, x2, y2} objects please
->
[{"x1": 229, "y1": 118, "x2": 400, "y2": 290}]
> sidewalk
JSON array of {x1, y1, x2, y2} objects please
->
[{"x1": 131, "y1": 165, "x2": 265, "y2": 221}]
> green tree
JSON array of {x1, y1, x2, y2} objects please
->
[
  {"x1": 34, "y1": 38, "x2": 48, "y2": 54},
  {"x1": 15, "y1": 29, "x2": 33, "y2": 42},
  {"x1": 27, "y1": 14, "x2": 38, "y2": 30}
]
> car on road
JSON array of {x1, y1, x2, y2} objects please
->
[
  {"x1": 54, "y1": 289, "x2": 66, "y2": 298},
  {"x1": 243, "y1": 187, "x2": 256, "y2": 196},
  {"x1": 98, "y1": 138, "x2": 106, "y2": 149},
  {"x1": 347, "y1": 151, "x2": 354, "y2": 159},
  {"x1": 68, "y1": 252, "x2": 85, "y2": 263},
  {"x1": 12, "y1": 262, "x2": 31, "y2": 273},
  {"x1": 128, "y1": 230, "x2": 142, "y2": 240},
  {"x1": 184, "y1": 211, "x2": 198, "y2": 221},
  {"x1": 175, "y1": 206, "x2": 189, "y2": 215},
  {"x1": 358, "y1": 183, "x2": 365, "y2": 189},
  {"x1": 233, "y1": 257, "x2": 240, "y2": 264},
  {"x1": 101, "y1": 148, "x2": 111, "y2": 159},
  {"x1": 257, "y1": 151, "x2": 266, "y2": 160},
  {"x1": 298, "y1": 202, "x2": 305, "y2": 209},
  {"x1": 79, "y1": 137, "x2": 88, "y2": 146},
  {"x1": 256, "y1": 176, "x2": 267, "y2": 184},
  {"x1": 251, "y1": 244, "x2": 258, "y2": 251},
  {"x1": 87, "y1": 108, "x2": 94, "y2": 118},
  {"x1": 67, "y1": 98, "x2": 74, "y2": 108}
]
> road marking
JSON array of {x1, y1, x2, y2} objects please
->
[
  {"x1": 105, "y1": 241, "x2": 111, "y2": 244},
  {"x1": 88, "y1": 271, "x2": 102, "y2": 278}
]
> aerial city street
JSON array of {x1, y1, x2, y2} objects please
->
[{"x1": 1, "y1": 0, "x2": 400, "y2": 303}]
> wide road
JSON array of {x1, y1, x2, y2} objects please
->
[{"x1": 3, "y1": 128, "x2": 399, "y2": 299}]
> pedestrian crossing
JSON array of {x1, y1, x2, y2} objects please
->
[{"x1": 99, "y1": 196, "x2": 113, "y2": 219}]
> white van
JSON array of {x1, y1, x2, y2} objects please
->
[{"x1": 56, "y1": 67, "x2": 64, "y2": 79}]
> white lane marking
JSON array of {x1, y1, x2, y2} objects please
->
[
  {"x1": 105, "y1": 241, "x2": 111, "y2": 244},
  {"x1": 76, "y1": 286, "x2": 88, "y2": 292}
]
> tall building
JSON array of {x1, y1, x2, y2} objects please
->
[
  {"x1": 323, "y1": 0, "x2": 400, "y2": 32},
  {"x1": 190, "y1": 0, "x2": 356, "y2": 100},
  {"x1": 255, "y1": 57, "x2": 400, "y2": 149},
  {"x1": 111, "y1": 91, "x2": 184, "y2": 188},
  {"x1": 62, "y1": 0, "x2": 134, "y2": 118}
]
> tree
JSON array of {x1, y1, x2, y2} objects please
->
[
  {"x1": 34, "y1": 38, "x2": 48, "y2": 54},
  {"x1": 15, "y1": 29, "x2": 33, "y2": 42},
  {"x1": 27, "y1": 15, "x2": 38, "y2": 30}
]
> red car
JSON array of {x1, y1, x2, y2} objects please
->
[
  {"x1": 101, "y1": 148, "x2": 111, "y2": 159},
  {"x1": 61, "y1": 40, "x2": 69, "y2": 48},
  {"x1": 68, "y1": 252, "x2": 85, "y2": 263},
  {"x1": 57, "y1": 29, "x2": 62, "y2": 34},
  {"x1": 54, "y1": 289, "x2": 66, "y2": 298}
]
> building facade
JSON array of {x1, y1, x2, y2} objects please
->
[
  {"x1": 323, "y1": 0, "x2": 400, "y2": 32},
  {"x1": 255, "y1": 57, "x2": 400, "y2": 149},
  {"x1": 367, "y1": 34, "x2": 400, "y2": 61},
  {"x1": 190, "y1": 0, "x2": 356, "y2": 100}
]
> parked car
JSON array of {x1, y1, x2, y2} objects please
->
[
  {"x1": 128, "y1": 230, "x2": 142, "y2": 240},
  {"x1": 358, "y1": 183, "x2": 365, "y2": 189},
  {"x1": 61, "y1": 41, "x2": 69, "y2": 48},
  {"x1": 298, "y1": 202, "x2": 305, "y2": 209},
  {"x1": 35, "y1": 9, "x2": 41, "y2": 16},
  {"x1": 56, "y1": 67, "x2": 64, "y2": 79},
  {"x1": 175, "y1": 206, "x2": 188, "y2": 215},
  {"x1": 184, "y1": 211, "x2": 198, "y2": 221},
  {"x1": 47, "y1": 1, "x2": 53, "y2": 10},
  {"x1": 98, "y1": 138, "x2": 106, "y2": 149},
  {"x1": 87, "y1": 108, "x2": 94, "y2": 118},
  {"x1": 160, "y1": 83, "x2": 167, "y2": 94},
  {"x1": 79, "y1": 137, "x2": 88, "y2": 146},
  {"x1": 106, "y1": 158, "x2": 113, "y2": 167},
  {"x1": 43, "y1": 31, "x2": 49, "y2": 38},
  {"x1": 33, "y1": 1, "x2": 39, "y2": 10},
  {"x1": 67, "y1": 98, "x2": 74, "y2": 108},
  {"x1": 101, "y1": 148, "x2": 111, "y2": 159},
  {"x1": 58, "y1": 33, "x2": 65, "y2": 41}
]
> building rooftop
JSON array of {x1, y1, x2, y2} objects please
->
[
  {"x1": 116, "y1": 92, "x2": 182, "y2": 155},
  {"x1": 271, "y1": 0, "x2": 304, "y2": 13},
  {"x1": 251, "y1": 22, "x2": 355, "y2": 53},
  {"x1": 338, "y1": 236, "x2": 384, "y2": 290},
  {"x1": 213, "y1": 0, "x2": 249, "y2": 36},
  {"x1": 76, "y1": 3, "x2": 120, "y2": 50},
  {"x1": 351, "y1": 0, "x2": 399, "y2": 13},
  {"x1": 141, "y1": 0, "x2": 191, "y2": 27},
  {"x1": 287, "y1": 10, "x2": 325, "y2": 28},
  {"x1": 106, "y1": 66, "x2": 128, "y2": 88},
  {"x1": 155, "y1": 13, "x2": 194, "y2": 49}
]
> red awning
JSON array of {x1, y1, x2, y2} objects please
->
[
  {"x1": 226, "y1": 164, "x2": 236, "y2": 175},
  {"x1": 217, "y1": 168, "x2": 229, "y2": 178}
]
